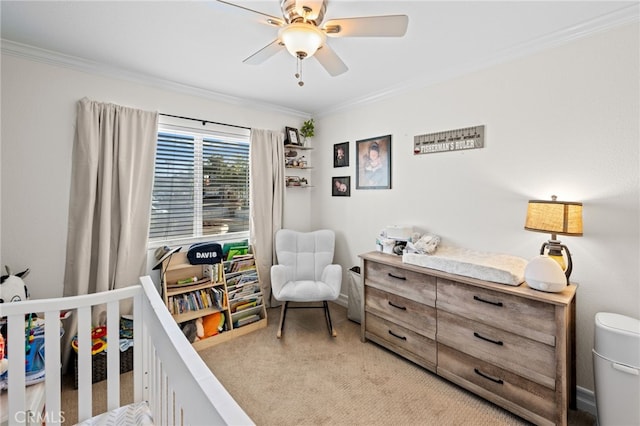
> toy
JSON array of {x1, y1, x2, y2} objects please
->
[
  {"x1": 0, "y1": 333, "x2": 7, "y2": 375},
  {"x1": 195, "y1": 317, "x2": 204, "y2": 341},
  {"x1": 0, "y1": 266, "x2": 30, "y2": 303},
  {"x1": 181, "y1": 321, "x2": 197, "y2": 343},
  {"x1": 71, "y1": 325, "x2": 108, "y2": 355}
]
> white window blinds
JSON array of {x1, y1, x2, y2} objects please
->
[{"x1": 149, "y1": 123, "x2": 250, "y2": 243}]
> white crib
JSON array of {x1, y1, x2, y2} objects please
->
[{"x1": 1, "y1": 275, "x2": 253, "y2": 425}]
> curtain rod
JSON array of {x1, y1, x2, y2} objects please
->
[{"x1": 159, "y1": 113, "x2": 250, "y2": 131}]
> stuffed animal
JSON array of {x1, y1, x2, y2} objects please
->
[
  {"x1": 181, "y1": 321, "x2": 197, "y2": 343},
  {"x1": 407, "y1": 234, "x2": 440, "y2": 254},
  {"x1": 413, "y1": 234, "x2": 441, "y2": 255},
  {"x1": 194, "y1": 317, "x2": 204, "y2": 341},
  {"x1": 0, "y1": 266, "x2": 30, "y2": 303}
]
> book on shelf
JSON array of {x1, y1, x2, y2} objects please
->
[
  {"x1": 224, "y1": 255, "x2": 255, "y2": 274},
  {"x1": 168, "y1": 286, "x2": 226, "y2": 315},
  {"x1": 230, "y1": 296, "x2": 263, "y2": 313},
  {"x1": 228, "y1": 284, "x2": 260, "y2": 300},
  {"x1": 233, "y1": 313, "x2": 261, "y2": 328},
  {"x1": 231, "y1": 304, "x2": 263, "y2": 320}
]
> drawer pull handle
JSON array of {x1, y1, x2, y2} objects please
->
[
  {"x1": 474, "y1": 368, "x2": 504, "y2": 385},
  {"x1": 473, "y1": 332, "x2": 503, "y2": 346},
  {"x1": 388, "y1": 330, "x2": 407, "y2": 340},
  {"x1": 388, "y1": 273, "x2": 407, "y2": 281},
  {"x1": 388, "y1": 301, "x2": 407, "y2": 310},
  {"x1": 473, "y1": 295, "x2": 503, "y2": 307}
]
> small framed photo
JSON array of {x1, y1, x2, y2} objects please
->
[
  {"x1": 333, "y1": 142, "x2": 349, "y2": 168},
  {"x1": 356, "y1": 135, "x2": 391, "y2": 190},
  {"x1": 285, "y1": 127, "x2": 300, "y2": 146},
  {"x1": 332, "y1": 176, "x2": 350, "y2": 197}
]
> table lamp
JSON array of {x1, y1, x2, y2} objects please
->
[{"x1": 524, "y1": 195, "x2": 583, "y2": 282}]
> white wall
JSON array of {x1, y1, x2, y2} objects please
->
[
  {"x1": 312, "y1": 22, "x2": 639, "y2": 391},
  {"x1": 0, "y1": 53, "x2": 308, "y2": 299}
]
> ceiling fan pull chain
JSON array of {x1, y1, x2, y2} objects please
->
[{"x1": 296, "y1": 56, "x2": 304, "y2": 87}]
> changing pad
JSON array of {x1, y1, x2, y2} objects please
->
[{"x1": 402, "y1": 246, "x2": 527, "y2": 286}]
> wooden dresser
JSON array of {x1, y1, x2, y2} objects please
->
[{"x1": 360, "y1": 251, "x2": 576, "y2": 426}]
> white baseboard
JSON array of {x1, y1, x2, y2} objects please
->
[
  {"x1": 576, "y1": 386, "x2": 597, "y2": 418},
  {"x1": 336, "y1": 292, "x2": 348, "y2": 308}
]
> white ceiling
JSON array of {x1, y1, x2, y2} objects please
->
[{"x1": 1, "y1": 1, "x2": 638, "y2": 116}]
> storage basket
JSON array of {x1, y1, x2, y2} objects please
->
[{"x1": 73, "y1": 346, "x2": 133, "y2": 389}]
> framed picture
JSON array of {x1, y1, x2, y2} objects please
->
[
  {"x1": 333, "y1": 142, "x2": 349, "y2": 168},
  {"x1": 332, "y1": 176, "x2": 350, "y2": 197},
  {"x1": 285, "y1": 127, "x2": 300, "y2": 146},
  {"x1": 356, "y1": 135, "x2": 391, "y2": 189}
]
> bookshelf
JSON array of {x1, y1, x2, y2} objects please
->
[{"x1": 161, "y1": 248, "x2": 267, "y2": 350}]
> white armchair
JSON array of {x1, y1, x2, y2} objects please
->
[{"x1": 271, "y1": 229, "x2": 342, "y2": 338}]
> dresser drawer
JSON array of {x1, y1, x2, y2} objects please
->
[
  {"x1": 438, "y1": 310, "x2": 555, "y2": 389},
  {"x1": 365, "y1": 260, "x2": 436, "y2": 306},
  {"x1": 437, "y1": 278, "x2": 556, "y2": 346},
  {"x1": 438, "y1": 344, "x2": 557, "y2": 426},
  {"x1": 365, "y1": 312, "x2": 437, "y2": 369},
  {"x1": 365, "y1": 286, "x2": 436, "y2": 339}
]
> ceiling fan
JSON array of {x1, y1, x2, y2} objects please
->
[{"x1": 217, "y1": 0, "x2": 409, "y2": 86}]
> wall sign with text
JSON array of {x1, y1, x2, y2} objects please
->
[{"x1": 414, "y1": 125, "x2": 485, "y2": 155}]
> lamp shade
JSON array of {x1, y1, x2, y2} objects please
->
[
  {"x1": 279, "y1": 22, "x2": 326, "y2": 59},
  {"x1": 524, "y1": 198, "x2": 583, "y2": 237}
]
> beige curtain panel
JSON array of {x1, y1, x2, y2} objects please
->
[
  {"x1": 61, "y1": 98, "x2": 157, "y2": 369},
  {"x1": 249, "y1": 128, "x2": 285, "y2": 307}
]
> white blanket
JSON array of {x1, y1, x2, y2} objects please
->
[
  {"x1": 75, "y1": 401, "x2": 154, "y2": 426},
  {"x1": 402, "y1": 246, "x2": 527, "y2": 286}
]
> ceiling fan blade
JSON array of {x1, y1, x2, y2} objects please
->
[
  {"x1": 323, "y1": 15, "x2": 409, "y2": 37},
  {"x1": 216, "y1": 0, "x2": 285, "y2": 26},
  {"x1": 314, "y1": 43, "x2": 348, "y2": 76},
  {"x1": 243, "y1": 39, "x2": 284, "y2": 65}
]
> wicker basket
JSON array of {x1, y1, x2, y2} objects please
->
[{"x1": 73, "y1": 346, "x2": 133, "y2": 389}]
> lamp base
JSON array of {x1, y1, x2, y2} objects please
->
[
  {"x1": 540, "y1": 240, "x2": 572, "y2": 283},
  {"x1": 525, "y1": 255, "x2": 567, "y2": 292}
]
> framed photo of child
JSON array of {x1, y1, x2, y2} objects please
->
[
  {"x1": 332, "y1": 176, "x2": 350, "y2": 196},
  {"x1": 333, "y1": 142, "x2": 349, "y2": 167},
  {"x1": 356, "y1": 135, "x2": 391, "y2": 189}
]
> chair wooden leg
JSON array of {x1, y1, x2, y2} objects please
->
[
  {"x1": 323, "y1": 301, "x2": 337, "y2": 337},
  {"x1": 276, "y1": 302, "x2": 288, "y2": 339}
]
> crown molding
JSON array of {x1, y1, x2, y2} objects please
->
[
  {"x1": 0, "y1": 39, "x2": 310, "y2": 119},
  {"x1": 317, "y1": 3, "x2": 640, "y2": 117}
]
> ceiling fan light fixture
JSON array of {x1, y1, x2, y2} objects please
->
[{"x1": 279, "y1": 22, "x2": 325, "y2": 59}]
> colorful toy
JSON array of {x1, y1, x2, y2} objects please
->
[
  {"x1": 0, "y1": 333, "x2": 7, "y2": 375},
  {"x1": 71, "y1": 325, "x2": 108, "y2": 355}
]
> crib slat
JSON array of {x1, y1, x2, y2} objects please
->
[
  {"x1": 106, "y1": 300, "x2": 120, "y2": 411},
  {"x1": 44, "y1": 309, "x2": 62, "y2": 421},
  {"x1": 7, "y1": 313, "x2": 26, "y2": 426},
  {"x1": 133, "y1": 290, "x2": 143, "y2": 402},
  {"x1": 77, "y1": 305, "x2": 92, "y2": 421}
]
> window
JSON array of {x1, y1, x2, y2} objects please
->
[{"x1": 149, "y1": 123, "x2": 250, "y2": 244}]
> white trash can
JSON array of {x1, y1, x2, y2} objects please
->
[
  {"x1": 592, "y1": 312, "x2": 640, "y2": 426},
  {"x1": 347, "y1": 266, "x2": 362, "y2": 323}
]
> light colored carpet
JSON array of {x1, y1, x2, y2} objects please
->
[
  {"x1": 199, "y1": 303, "x2": 594, "y2": 426},
  {"x1": 61, "y1": 303, "x2": 595, "y2": 425}
]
